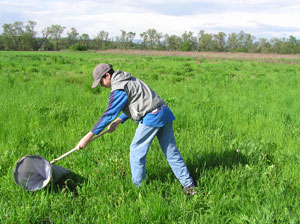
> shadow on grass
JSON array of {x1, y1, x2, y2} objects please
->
[
  {"x1": 49, "y1": 172, "x2": 87, "y2": 195},
  {"x1": 186, "y1": 150, "x2": 248, "y2": 183},
  {"x1": 146, "y1": 150, "x2": 249, "y2": 186}
]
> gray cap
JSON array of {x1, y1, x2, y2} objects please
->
[{"x1": 91, "y1": 63, "x2": 112, "y2": 88}]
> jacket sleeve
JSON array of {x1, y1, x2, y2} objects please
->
[
  {"x1": 119, "y1": 113, "x2": 129, "y2": 123},
  {"x1": 91, "y1": 90, "x2": 128, "y2": 135}
]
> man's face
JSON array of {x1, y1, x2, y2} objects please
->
[{"x1": 100, "y1": 73, "x2": 111, "y2": 88}]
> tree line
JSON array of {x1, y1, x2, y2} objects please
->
[{"x1": 1, "y1": 20, "x2": 300, "y2": 54}]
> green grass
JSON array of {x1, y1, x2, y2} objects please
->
[{"x1": 1, "y1": 51, "x2": 300, "y2": 223}]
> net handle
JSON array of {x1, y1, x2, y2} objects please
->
[{"x1": 50, "y1": 130, "x2": 109, "y2": 164}]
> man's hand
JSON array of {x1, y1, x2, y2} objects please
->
[
  {"x1": 107, "y1": 118, "x2": 123, "y2": 133},
  {"x1": 75, "y1": 131, "x2": 94, "y2": 150}
]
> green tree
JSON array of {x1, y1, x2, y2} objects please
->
[
  {"x1": 236, "y1": 31, "x2": 246, "y2": 51},
  {"x1": 213, "y1": 32, "x2": 226, "y2": 52},
  {"x1": 39, "y1": 27, "x2": 52, "y2": 50},
  {"x1": 180, "y1": 31, "x2": 197, "y2": 51},
  {"x1": 116, "y1": 30, "x2": 136, "y2": 49},
  {"x1": 127, "y1": 31, "x2": 136, "y2": 49},
  {"x1": 95, "y1": 30, "x2": 109, "y2": 49},
  {"x1": 48, "y1": 24, "x2": 65, "y2": 50},
  {"x1": 164, "y1": 34, "x2": 181, "y2": 51},
  {"x1": 0, "y1": 35, "x2": 4, "y2": 50},
  {"x1": 198, "y1": 30, "x2": 214, "y2": 51},
  {"x1": 140, "y1": 29, "x2": 162, "y2": 49},
  {"x1": 235, "y1": 31, "x2": 255, "y2": 52},
  {"x1": 80, "y1": 33, "x2": 90, "y2": 48},
  {"x1": 288, "y1": 35, "x2": 300, "y2": 54},
  {"x1": 2, "y1": 24, "x2": 16, "y2": 50},
  {"x1": 2, "y1": 21, "x2": 25, "y2": 50},
  {"x1": 270, "y1": 38, "x2": 284, "y2": 54},
  {"x1": 67, "y1": 27, "x2": 79, "y2": 48},
  {"x1": 244, "y1": 33, "x2": 256, "y2": 52},
  {"x1": 147, "y1": 29, "x2": 162, "y2": 49},
  {"x1": 23, "y1": 21, "x2": 38, "y2": 50},
  {"x1": 227, "y1": 33, "x2": 238, "y2": 52},
  {"x1": 258, "y1": 38, "x2": 271, "y2": 53},
  {"x1": 119, "y1": 30, "x2": 127, "y2": 49},
  {"x1": 118, "y1": 30, "x2": 136, "y2": 49},
  {"x1": 140, "y1": 32, "x2": 148, "y2": 49}
]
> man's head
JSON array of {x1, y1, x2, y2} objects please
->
[{"x1": 91, "y1": 63, "x2": 114, "y2": 88}]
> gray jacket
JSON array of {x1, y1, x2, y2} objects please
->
[{"x1": 111, "y1": 70, "x2": 164, "y2": 123}]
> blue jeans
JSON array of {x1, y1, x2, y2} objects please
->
[{"x1": 130, "y1": 122, "x2": 194, "y2": 187}]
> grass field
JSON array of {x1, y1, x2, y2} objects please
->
[{"x1": 1, "y1": 50, "x2": 300, "y2": 223}]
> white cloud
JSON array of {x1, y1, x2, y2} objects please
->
[{"x1": 0, "y1": 0, "x2": 300, "y2": 39}]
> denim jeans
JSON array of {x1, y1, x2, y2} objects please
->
[{"x1": 130, "y1": 122, "x2": 194, "y2": 187}]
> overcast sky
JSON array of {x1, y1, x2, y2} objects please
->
[{"x1": 1, "y1": 0, "x2": 300, "y2": 39}]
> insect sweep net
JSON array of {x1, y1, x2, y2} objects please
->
[{"x1": 14, "y1": 155, "x2": 70, "y2": 191}]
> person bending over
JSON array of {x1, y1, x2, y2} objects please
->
[{"x1": 76, "y1": 63, "x2": 197, "y2": 196}]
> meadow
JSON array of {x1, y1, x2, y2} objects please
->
[{"x1": 1, "y1": 50, "x2": 300, "y2": 223}]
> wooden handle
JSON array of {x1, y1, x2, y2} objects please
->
[
  {"x1": 50, "y1": 130, "x2": 109, "y2": 164},
  {"x1": 50, "y1": 148, "x2": 78, "y2": 164},
  {"x1": 89, "y1": 130, "x2": 109, "y2": 142}
]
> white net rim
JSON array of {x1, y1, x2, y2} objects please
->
[{"x1": 14, "y1": 155, "x2": 52, "y2": 191}]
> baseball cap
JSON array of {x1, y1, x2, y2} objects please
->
[{"x1": 91, "y1": 63, "x2": 112, "y2": 88}]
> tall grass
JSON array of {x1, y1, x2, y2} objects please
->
[{"x1": 1, "y1": 51, "x2": 300, "y2": 223}]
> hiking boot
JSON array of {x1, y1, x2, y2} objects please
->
[{"x1": 183, "y1": 184, "x2": 198, "y2": 196}]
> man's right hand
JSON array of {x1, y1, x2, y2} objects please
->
[{"x1": 75, "y1": 131, "x2": 94, "y2": 150}]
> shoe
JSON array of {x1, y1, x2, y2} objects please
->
[{"x1": 183, "y1": 184, "x2": 198, "y2": 196}]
